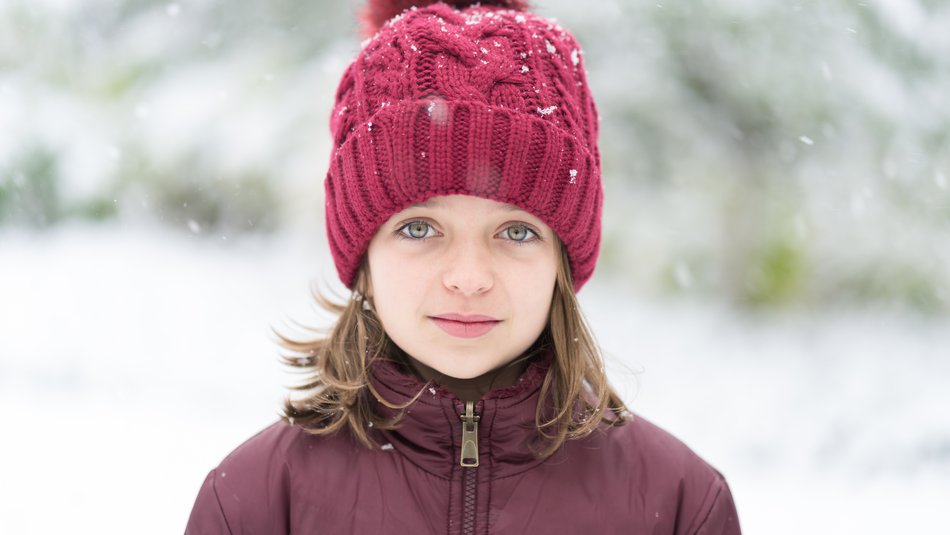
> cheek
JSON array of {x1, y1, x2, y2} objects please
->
[
  {"x1": 509, "y1": 255, "x2": 557, "y2": 316},
  {"x1": 369, "y1": 248, "x2": 428, "y2": 305}
]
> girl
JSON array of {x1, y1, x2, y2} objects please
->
[{"x1": 186, "y1": 1, "x2": 741, "y2": 533}]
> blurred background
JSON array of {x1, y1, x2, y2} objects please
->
[{"x1": 1, "y1": 0, "x2": 948, "y2": 532}]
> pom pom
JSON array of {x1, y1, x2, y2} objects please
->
[{"x1": 358, "y1": 0, "x2": 532, "y2": 39}]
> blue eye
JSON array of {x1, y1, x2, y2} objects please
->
[
  {"x1": 397, "y1": 221, "x2": 437, "y2": 240},
  {"x1": 504, "y1": 224, "x2": 538, "y2": 244}
]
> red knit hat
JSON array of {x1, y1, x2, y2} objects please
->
[{"x1": 325, "y1": 0, "x2": 602, "y2": 292}]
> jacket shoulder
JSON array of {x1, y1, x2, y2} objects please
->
[
  {"x1": 604, "y1": 413, "x2": 741, "y2": 534},
  {"x1": 185, "y1": 420, "x2": 310, "y2": 534},
  {"x1": 217, "y1": 419, "x2": 306, "y2": 474},
  {"x1": 611, "y1": 413, "x2": 724, "y2": 478}
]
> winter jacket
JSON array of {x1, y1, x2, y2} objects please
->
[{"x1": 185, "y1": 348, "x2": 741, "y2": 534}]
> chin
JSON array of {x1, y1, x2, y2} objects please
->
[
  {"x1": 426, "y1": 354, "x2": 497, "y2": 381},
  {"x1": 427, "y1": 362, "x2": 486, "y2": 380}
]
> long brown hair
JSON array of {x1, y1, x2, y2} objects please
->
[{"x1": 274, "y1": 236, "x2": 630, "y2": 459}]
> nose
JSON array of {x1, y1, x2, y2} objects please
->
[{"x1": 441, "y1": 240, "x2": 494, "y2": 296}]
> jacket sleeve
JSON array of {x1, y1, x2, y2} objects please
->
[
  {"x1": 185, "y1": 469, "x2": 234, "y2": 535},
  {"x1": 694, "y1": 476, "x2": 741, "y2": 535}
]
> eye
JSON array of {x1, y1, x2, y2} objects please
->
[
  {"x1": 396, "y1": 220, "x2": 438, "y2": 241},
  {"x1": 502, "y1": 224, "x2": 539, "y2": 244}
]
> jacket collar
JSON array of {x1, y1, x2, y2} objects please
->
[{"x1": 367, "y1": 347, "x2": 556, "y2": 479}]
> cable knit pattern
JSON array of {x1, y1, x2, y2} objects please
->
[{"x1": 325, "y1": 1, "x2": 603, "y2": 292}]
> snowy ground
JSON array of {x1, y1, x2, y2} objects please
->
[{"x1": 1, "y1": 222, "x2": 948, "y2": 534}]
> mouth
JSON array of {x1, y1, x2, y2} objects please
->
[{"x1": 430, "y1": 315, "x2": 502, "y2": 339}]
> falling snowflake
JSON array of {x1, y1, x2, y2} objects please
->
[{"x1": 571, "y1": 49, "x2": 580, "y2": 66}]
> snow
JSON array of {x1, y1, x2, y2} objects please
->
[{"x1": 1, "y1": 222, "x2": 947, "y2": 533}]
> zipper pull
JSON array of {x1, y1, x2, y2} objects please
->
[{"x1": 459, "y1": 400, "x2": 480, "y2": 467}]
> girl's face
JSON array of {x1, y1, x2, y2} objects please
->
[{"x1": 366, "y1": 194, "x2": 558, "y2": 380}]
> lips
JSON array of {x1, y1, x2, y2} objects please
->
[
  {"x1": 431, "y1": 313, "x2": 500, "y2": 323},
  {"x1": 430, "y1": 314, "x2": 501, "y2": 339}
]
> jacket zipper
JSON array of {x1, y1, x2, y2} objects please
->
[
  {"x1": 459, "y1": 400, "x2": 480, "y2": 535},
  {"x1": 460, "y1": 400, "x2": 479, "y2": 467}
]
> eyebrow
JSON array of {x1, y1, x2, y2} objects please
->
[{"x1": 409, "y1": 199, "x2": 524, "y2": 212}]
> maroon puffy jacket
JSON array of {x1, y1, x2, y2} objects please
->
[{"x1": 186, "y1": 349, "x2": 741, "y2": 534}]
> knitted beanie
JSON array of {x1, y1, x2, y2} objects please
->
[{"x1": 325, "y1": 0, "x2": 602, "y2": 293}]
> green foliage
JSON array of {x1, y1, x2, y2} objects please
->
[
  {"x1": 831, "y1": 263, "x2": 947, "y2": 315},
  {"x1": 742, "y1": 237, "x2": 807, "y2": 310},
  {"x1": 98, "y1": 62, "x2": 162, "y2": 99},
  {"x1": 70, "y1": 196, "x2": 120, "y2": 221},
  {"x1": 0, "y1": 146, "x2": 62, "y2": 227},
  {"x1": 122, "y1": 150, "x2": 281, "y2": 235}
]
